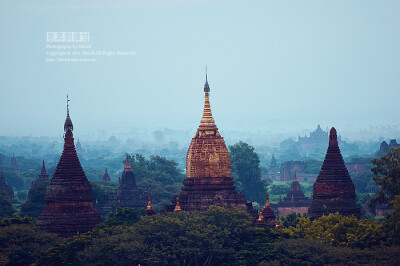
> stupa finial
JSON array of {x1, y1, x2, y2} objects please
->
[
  {"x1": 174, "y1": 196, "x2": 182, "y2": 212},
  {"x1": 200, "y1": 72, "x2": 215, "y2": 128},
  {"x1": 64, "y1": 95, "x2": 73, "y2": 132}
]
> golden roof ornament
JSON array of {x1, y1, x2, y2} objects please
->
[
  {"x1": 257, "y1": 208, "x2": 264, "y2": 222},
  {"x1": 174, "y1": 196, "x2": 182, "y2": 212},
  {"x1": 146, "y1": 195, "x2": 153, "y2": 211}
]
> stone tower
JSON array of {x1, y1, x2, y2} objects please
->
[
  {"x1": 308, "y1": 127, "x2": 361, "y2": 219},
  {"x1": 277, "y1": 173, "x2": 310, "y2": 216},
  {"x1": 165, "y1": 75, "x2": 254, "y2": 214},
  {"x1": 36, "y1": 98, "x2": 102, "y2": 237},
  {"x1": 115, "y1": 156, "x2": 147, "y2": 209}
]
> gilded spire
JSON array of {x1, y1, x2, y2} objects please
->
[
  {"x1": 199, "y1": 73, "x2": 216, "y2": 128},
  {"x1": 294, "y1": 172, "x2": 297, "y2": 182},
  {"x1": 174, "y1": 196, "x2": 181, "y2": 212},
  {"x1": 264, "y1": 194, "x2": 270, "y2": 208},
  {"x1": 146, "y1": 195, "x2": 153, "y2": 211},
  {"x1": 257, "y1": 208, "x2": 264, "y2": 221},
  {"x1": 146, "y1": 195, "x2": 156, "y2": 215}
]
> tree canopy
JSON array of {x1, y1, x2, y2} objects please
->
[
  {"x1": 229, "y1": 142, "x2": 267, "y2": 205},
  {"x1": 371, "y1": 147, "x2": 400, "y2": 203}
]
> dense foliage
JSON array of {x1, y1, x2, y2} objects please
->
[
  {"x1": 128, "y1": 154, "x2": 185, "y2": 211},
  {"x1": 229, "y1": 142, "x2": 267, "y2": 205},
  {"x1": 0, "y1": 193, "x2": 15, "y2": 219},
  {"x1": 371, "y1": 147, "x2": 400, "y2": 204},
  {"x1": 0, "y1": 215, "x2": 60, "y2": 265}
]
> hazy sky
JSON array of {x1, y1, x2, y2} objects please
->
[{"x1": 1, "y1": 0, "x2": 399, "y2": 140}]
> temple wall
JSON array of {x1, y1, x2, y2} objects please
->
[{"x1": 277, "y1": 206, "x2": 309, "y2": 216}]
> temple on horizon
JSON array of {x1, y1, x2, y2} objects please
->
[
  {"x1": 36, "y1": 98, "x2": 102, "y2": 237},
  {"x1": 165, "y1": 75, "x2": 255, "y2": 215}
]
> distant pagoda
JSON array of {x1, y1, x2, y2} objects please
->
[
  {"x1": 21, "y1": 161, "x2": 50, "y2": 218},
  {"x1": 165, "y1": 74, "x2": 255, "y2": 215},
  {"x1": 308, "y1": 127, "x2": 361, "y2": 219},
  {"x1": 10, "y1": 154, "x2": 20, "y2": 174},
  {"x1": 102, "y1": 168, "x2": 110, "y2": 181},
  {"x1": 261, "y1": 195, "x2": 276, "y2": 228},
  {"x1": 36, "y1": 97, "x2": 102, "y2": 237},
  {"x1": 277, "y1": 173, "x2": 310, "y2": 216},
  {"x1": 0, "y1": 170, "x2": 14, "y2": 202},
  {"x1": 115, "y1": 156, "x2": 147, "y2": 209}
]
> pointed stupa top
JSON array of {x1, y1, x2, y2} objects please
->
[
  {"x1": 64, "y1": 95, "x2": 73, "y2": 132},
  {"x1": 199, "y1": 73, "x2": 216, "y2": 129},
  {"x1": 124, "y1": 156, "x2": 132, "y2": 172},
  {"x1": 329, "y1": 127, "x2": 338, "y2": 146},
  {"x1": 103, "y1": 168, "x2": 110, "y2": 181},
  {"x1": 39, "y1": 160, "x2": 49, "y2": 178}
]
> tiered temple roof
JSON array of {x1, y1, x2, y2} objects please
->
[
  {"x1": 36, "y1": 98, "x2": 102, "y2": 237},
  {"x1": 0, "y1": 170, "x2": 14, "y2": 202},
  {"x1": 308, "y1": 127, "x2": 361, "y2": 219},
  {"x1": 261, "y1": 195, "x2": 276, "y2": 228},
  {"x1": 280, "y1": 173, "x2": 310, "y2": 207},
  {"x1": 165, "y1": 75, "x2": 255, "y2": 215},
  {"x1": 115, "y1": 156, "x2": 147, "y2": 209},
  {"x1": 277, "y1": 173, "x2": 310, "y2": 216}
]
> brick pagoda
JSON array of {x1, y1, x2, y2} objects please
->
[
  {"x1": 277, "y1": 173, "x2": 310, "y2": 216},
  {"x1": 36, "y1": 98, "x2": 102, "y2": 237},
  {"x1": 308, "y1": 127, "x2": 361, "y2": 219},
  {"x1": 115, "y1": 156, "x2": 147, "y2": 209},
  {"x1": 165, "y1": 75, "x2": 255, "y2": 214}
]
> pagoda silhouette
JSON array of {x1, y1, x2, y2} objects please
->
[
  {"x1": 308, "y1": 127, "x2": 361, "y2": 219},
  {"x1": 36, "y1": 97, "x2": 102, "y2": 237}
]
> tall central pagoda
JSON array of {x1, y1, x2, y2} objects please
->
[
  {"x1": 36, "y1": 98, "x2": 102, "y2": 237},
  {"x1": 165, "y1": 75, "x2": 254, "y2": 213},
  {"x1": 308, "y1": 127, "x2": 361, "y2": 219}
]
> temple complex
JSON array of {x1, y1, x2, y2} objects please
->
[
  {"x1": 36, "y1": 98, "x2": 102, "y2": 237},
  {"x1": 308, "y1": 127, "x2": 361, "y2": 219},
  {"x1": 102, "y1": 168, "x2": 110, "y2": 181},
  {"x1": 297, "y1": 125, "x2": 345, "y2": 152},
  {"x1": 277, "y1": 173, "x2": 310, "y2": 216},
  {"x1": 165, "y1": 75, "x2": 255, "y2": 215},
  {"x1": 115, "y1": 156, "x2": 147, "y2": 209},
  {"x1": 0, "y1": 170, "x2": 14, "y2": 202}
]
